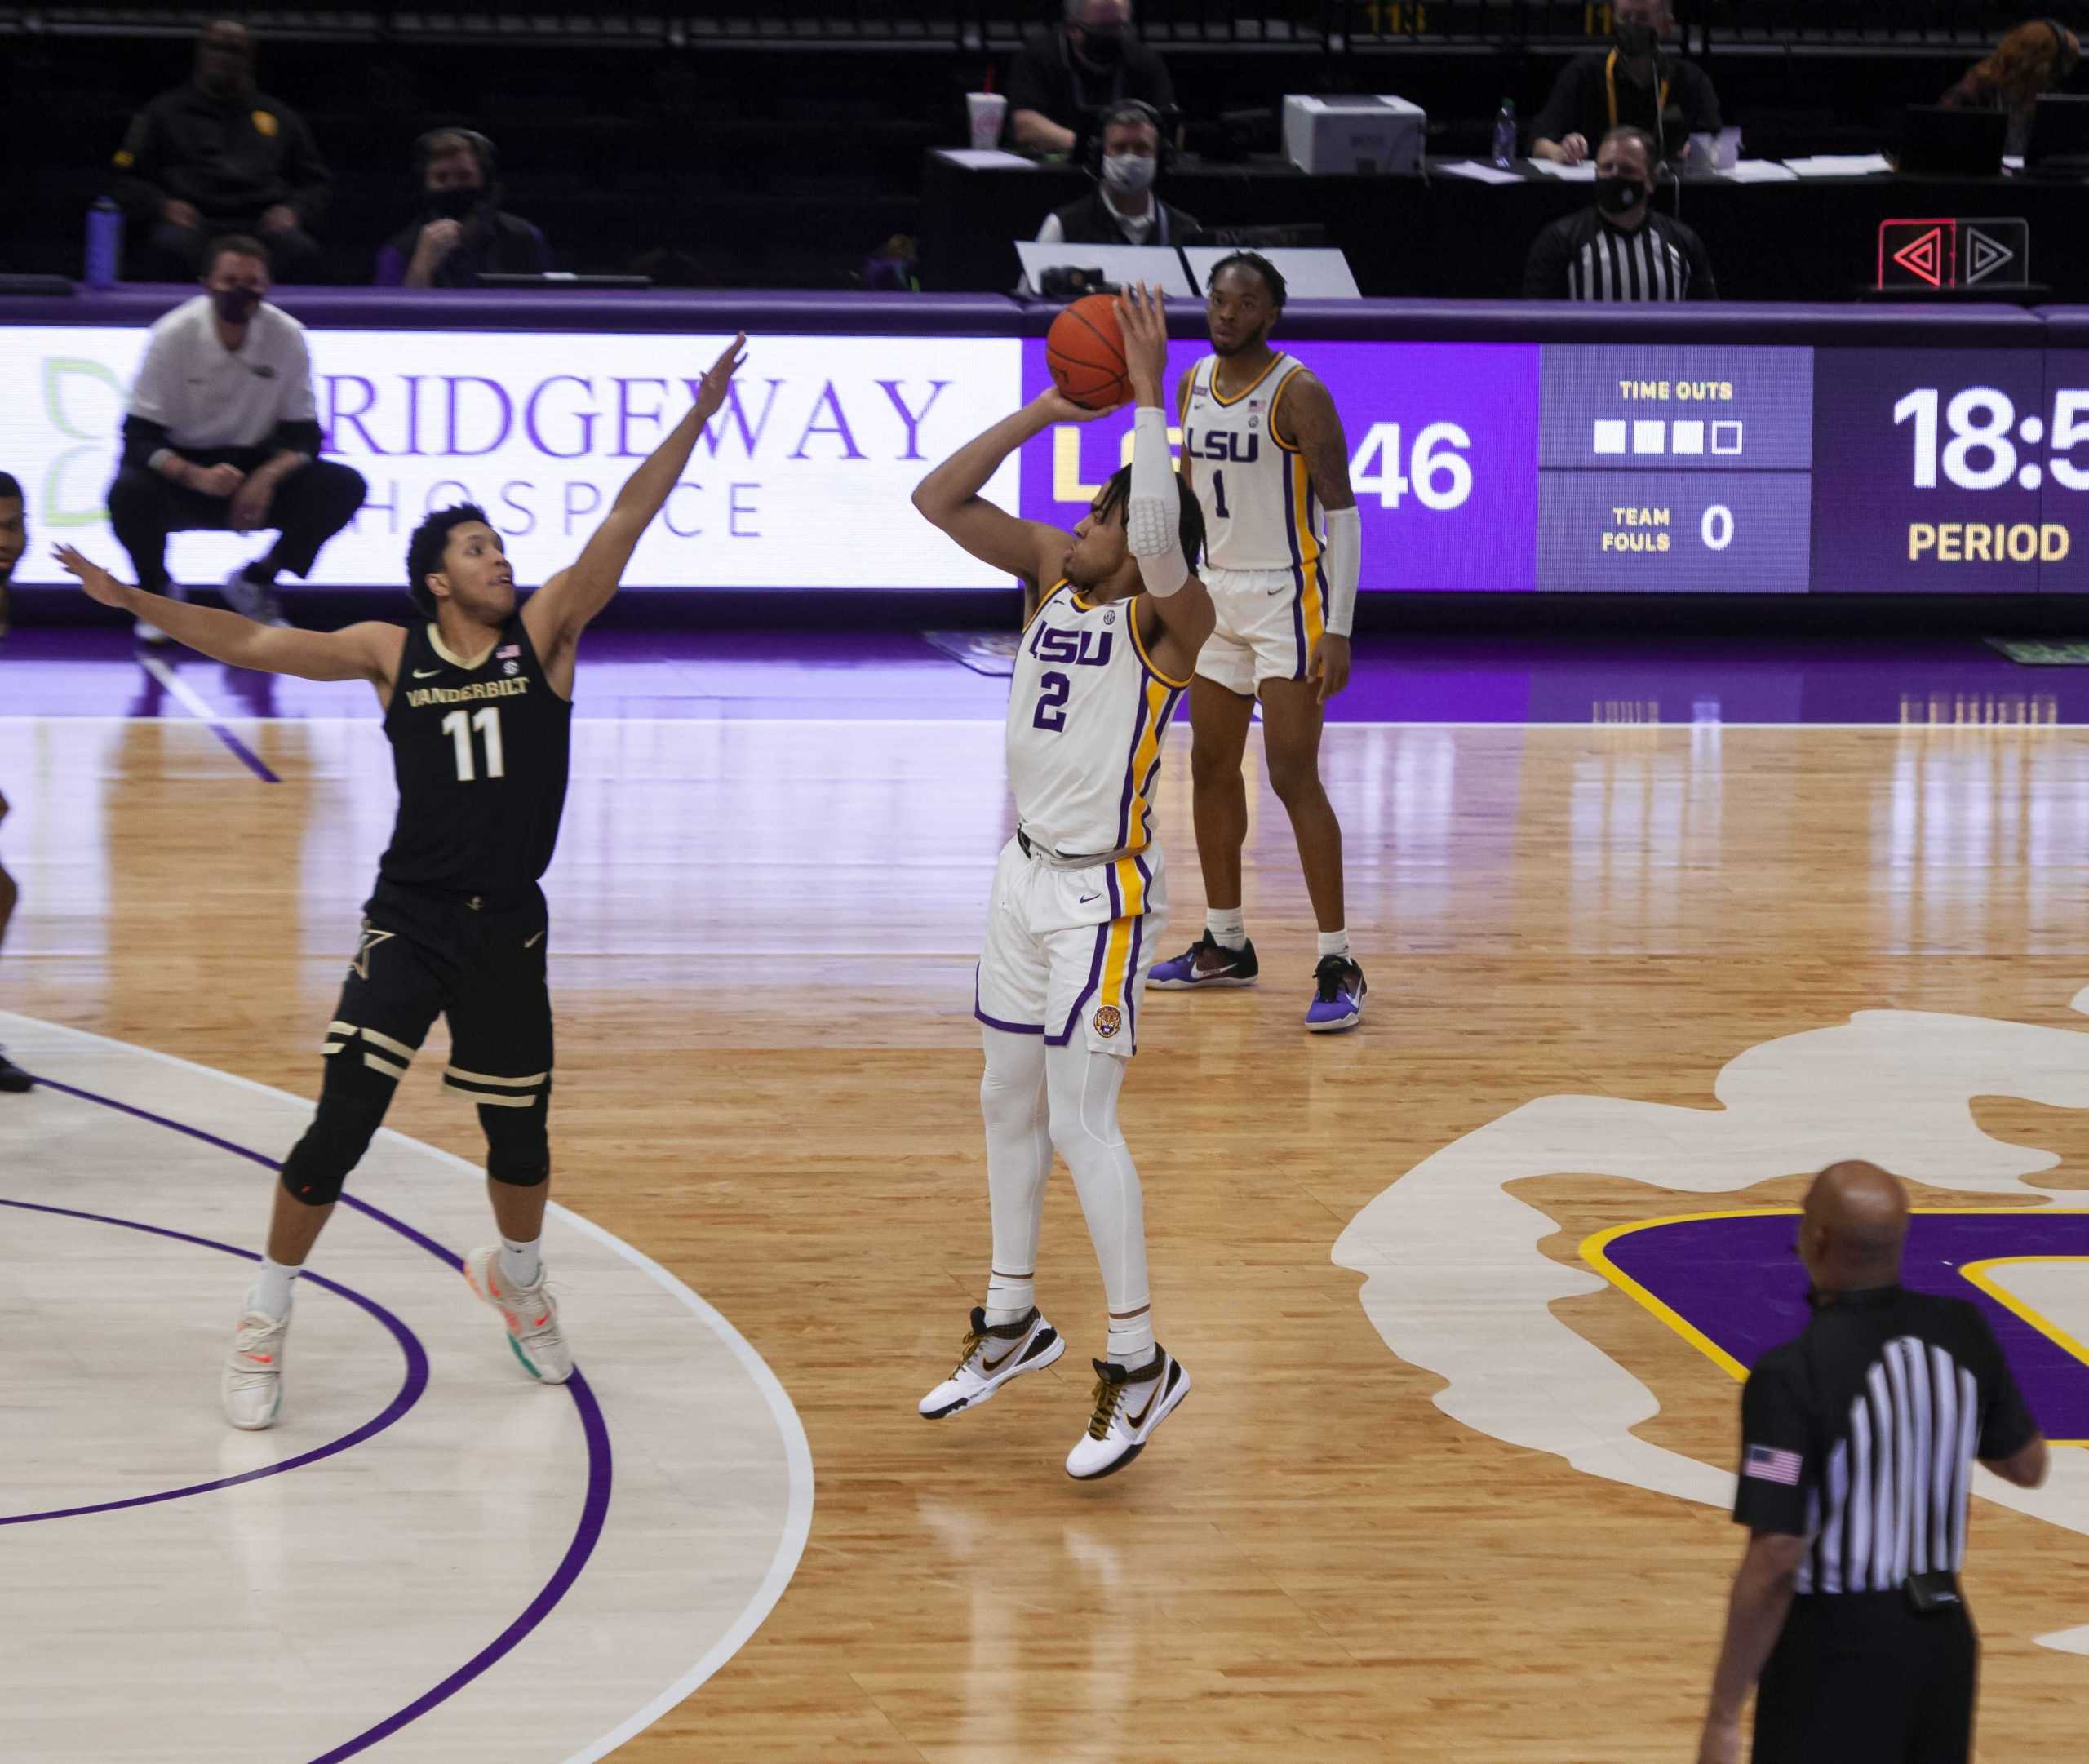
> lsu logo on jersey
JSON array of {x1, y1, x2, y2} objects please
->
[
  {"x1": 1093, "y1": 1005, "x2": 1123, "y2": 1039},
  {"x1": 1028, "y1": 626, "x2": 1115, "y2": 667},
  {"x1": 1333, "y1": 991, "x2": 2089, "y2": 1648},
  {"x1": 1184, "y1": 428, "x2": 1261, "y2": 466}
]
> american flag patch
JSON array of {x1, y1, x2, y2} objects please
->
[
  {"x1": 1743, "y1": 1444, "x2": 1803, "y2": 1486},
  {"x1": 496, "y1": 644, "x2": 520, "y2": 659}
]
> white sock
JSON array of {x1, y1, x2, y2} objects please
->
[
  {"x1": 248, "y1": 1255, "x2": 299, "y2": 1319},
  {"x1": 981, "y1": 1026, "x2": 1052, "y2": 1327},
  {"x1": 1046, "y1": 1044, "x2": 1156, "y2": 1365},
  {"x1": 1206, "y1": 907, "x2": 1247, "y2": 951},
  {"x1": 1109, "y1": 1324, "x2": 1159, "y2": 1370},
  {"x1": 499, "y1": 1235, "x2": 543, "y2": 1288},
  {"x1": 1316, "y1": 928, "x2": 1351, "y2": 960}
]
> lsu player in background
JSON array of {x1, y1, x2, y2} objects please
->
[
  {"x1": 1149, "y1": 252, "x2": 1368, "y2": 1032},
  {"x1": 910, "y1": 284, "x2": 1209, "y2": 1478}
]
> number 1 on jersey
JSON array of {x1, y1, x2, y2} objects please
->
[
  {"x1": 1211, "y1": 467, "x2": 1230, "y2": 520},
  {"x1": 441, "y1": 706, "x2": 506, "y2": 782}
]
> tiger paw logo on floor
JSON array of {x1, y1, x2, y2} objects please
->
[
  {"x1": 1333, "y1": 989, "x2": 2089, "y2": 1657},
  {"x1": 1093, "y1": 1005, "x2": 1121, "y2": 1039}
]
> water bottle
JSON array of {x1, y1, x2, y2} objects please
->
[
  {"x1": 85, "y1": 197, "x2": 122, "y2": 289},
  {"x1": 1491, "y1": 100, "x2": 1517, "y2": 171}
]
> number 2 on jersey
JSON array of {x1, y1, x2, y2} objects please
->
[
  {"x1": 441, "y1": 706, "x2": 506, "y2": 781},
  {"x1": 1033, "y1": 671, "x2": 1070, "y2": 733}
]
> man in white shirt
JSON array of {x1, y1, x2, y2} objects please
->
[
  {"x1": 107, "y1": 233, "x2": 365, "y2": 642},
  {"x1": 1034, "y1": 100, "x2": 1200, "y2": 251}
]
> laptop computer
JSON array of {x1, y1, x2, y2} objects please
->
[{"x1": 1897, "y1": 105, "x2": 2007, "y2": 177}]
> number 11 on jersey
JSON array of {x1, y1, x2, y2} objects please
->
[{"x1": 441, "y1": 706, "x2": 506, "y2": 782}]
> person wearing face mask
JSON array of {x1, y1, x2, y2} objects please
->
[
  {"x1": 109, "y1": 18, "x2": 330, "y2": 282},
  {"x1": 1528, "y1": 0, "x2": 1719, "y2": 168},
  {"x1": 1523, "y1": 127, "x2": 1717, "y2": 300},
  {"x1": 105, "y1": 236, "x2": 366, "y2": 644},
  {"x1": 1036, "y1": 102, "x2": 1200, "y2": 250},
  {"x1": 375, "y1": 129, "x2": 552, "y2": 290},
  {"x1": 1007, "y1": 0, "x2": 1176, "y2": 157}
]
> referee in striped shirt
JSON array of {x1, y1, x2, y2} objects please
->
[
  {"x1": 1522, "y1": 127, "x2": 1715, "y2": 301},
  {"x1": 1697, "y1": 1162, "x2": 2049, "y2": 1764}
]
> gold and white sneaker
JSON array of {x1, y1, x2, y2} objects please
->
[
  {"x1": 222, "y1": 1306, "x2": 291, "y2": 1430},
  {"x1": 1065, "y1": 1347, "x2": 1190, "y2": 1480},
  {"x1": 919, "y1": 1305, "x2": 1065, "y2": 1418},
  {"x1": 463, "y1": 1246, "x2": 574, "y2": 1384}
]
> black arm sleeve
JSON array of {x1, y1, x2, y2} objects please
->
[
  {"x1": 1523, "y1": 219, "x2": 1573, "y2": 299},
  {"x1": 110, "y1": 106, "x2": 170, "y2": 223},
  {"x1": 121, "y1": 414, "x2": 176, "y2": 473},
  {"x1": 1732, "y1": 1358, "x2": 1813, "y2": 1536},
  {"x1": 1530, "y1": 60, "x2": 1589, "y2": 145},
  {"x1": 269, "y1": 417, "x2": 324, "y2": 457},
  {"x1": 1682, "y1": 221, "x2": 1719, "y2": 300},
  {"x1": 1005, "y1": 35, "x2": 1062, "y2": 123},
  {"x1": 1680, "y1": 64, "x2": 1723, "y2": 135},
  {"x1": 1973, "y1": 1311, "x2": 2039, "y2": 1462},
  {"x1": 281, "y1": 108, "x2": 333, "y2": 226}
]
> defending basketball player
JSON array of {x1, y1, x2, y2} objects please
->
[
  {"x1": 1147, "y1": 251, "x2": 1368, "y2": 1032},
  {"x1": 0, "y1": 471, "x2": 30, "y2": 1093},
  {"x1": 911, "y1": 283, "x2": 1210, "y2": 1478},
  {"x1": 55, "y1": 331, "x2": 748, "y2": 1429}
]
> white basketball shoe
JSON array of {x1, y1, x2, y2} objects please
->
[
  {"x1": 463, "y1": 1246, "x2": 574, "y2": 1384},
  {"x1": 919, "y1": 1305, "x2": 1065, "y2": 1418},
  {"x1": 222, "y1": 1307, "x2": 291, "y2": 1430},
  {"x1": 1064, "y1": 1347, "x2": 1191, "y2": 1480}
]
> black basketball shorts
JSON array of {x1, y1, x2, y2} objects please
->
[{"x1": 320, "y1": 879, "x2": 553, "y2": 1111}]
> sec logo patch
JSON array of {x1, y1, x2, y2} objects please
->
[{"x1": 1093, "y1": 1005, "x2": 1122, "y2": 1039}]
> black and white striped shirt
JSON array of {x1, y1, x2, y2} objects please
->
[
  {"x1": 1733, "y1": 1287, "x2": 2037, "y2": 1596},
  {"x1": 1522, "y1": 208, "x2": 1718, "y2": 302}
]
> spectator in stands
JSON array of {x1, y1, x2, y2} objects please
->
[
  {"x1": 375, "y1": 127, "x2": 551, "y2": 289},
  {"x1": 111, "y1": 19, "x2": 330, "y2": 282},
  {"x1": 1036, "y1": 100, "x2": 1200, "y2": 248},
  {"x1": 107, "y1": 236, "x2": 365, "y2": 644},
  {"x1": 1523, "y1": 127, "x2": 1716, "y2": 300},
  {"x1": 1529, "y1": 0, "x2": 1719, "y2": 167},
  {"x1": 1007, "y1": 0, "x2": 1175, "y2": 157},
  {"x1": 1940, "y1": 19, "x2": 2082, "y2": 155},
  {"x1": 0, "y1": 470, "x2": 21, "y2": 640}
]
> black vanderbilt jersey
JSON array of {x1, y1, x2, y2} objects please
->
[{"x1": 376, "y1": 614, "x2": 572, "y2": 894}]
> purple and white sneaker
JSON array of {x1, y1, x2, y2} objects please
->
[
  {"x1": 1148, "y1": 933, "x2": 1259, "y2": 990},
  {"x1": 1305, "y1": 955, "x2": 1366, "y2": 1033}
]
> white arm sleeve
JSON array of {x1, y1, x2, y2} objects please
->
[
  {"x1": 1321, "y1": 503, "x2": 1361, "y2": 637},
  {"x1": 1126, "y1": 406, "x2": 1186, "y2": 600}
]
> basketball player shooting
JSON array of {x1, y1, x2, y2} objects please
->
[
  {"x1": 55, "y1": 331, "x2": 748, "y2": 1429},
  {"x1": 911, "y1": 283, "x2": 1210, "y2": 1478},
  {"x1": 1147, "y1": 252, "x2": 1368, "y2": 1032}
]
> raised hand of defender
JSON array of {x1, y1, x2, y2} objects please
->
[
  {"x1": 52, "y1": 543, "x2": 127, "y2": 609},
  {"x1": 1115, "y1": 280, "x2": 1170, "y2": 406},
  {"x1": 693, "y1": 332, "x2": 749, "y2": 426}
]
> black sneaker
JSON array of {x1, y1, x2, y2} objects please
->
[
  {"x1": 1304, "y1": 955, "x2": 1366, "y2": 1033},
  {"x1": 1147, "y1": 933, "x2": 1259, "y2": 990},
  {"x1": 0, "y1": 1050, "x2": 35, "y2": 1092}
]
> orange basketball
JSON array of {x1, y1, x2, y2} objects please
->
[{"x1": 1045, "y1": 293, "x2": 1131, "y2": 410}]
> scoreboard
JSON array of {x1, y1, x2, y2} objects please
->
[{"x1": 1022, "y1": 337, "x2": 2088, "y2": 594}]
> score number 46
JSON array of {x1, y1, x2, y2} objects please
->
[
  {"x1": 1348, "y1": 422, "x2": 1475, "y2": 510},
  {"x1": 1894, "y1": 387, "x2": 2089, "y2": 491}
]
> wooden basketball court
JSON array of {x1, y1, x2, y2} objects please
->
[{"x1": 5, "y1": 692, "x2": 2087, "y2": 1761}]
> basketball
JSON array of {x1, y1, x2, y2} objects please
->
[{"x1": 1046, "y1": 293, "x2": 1132, "y2": 410}]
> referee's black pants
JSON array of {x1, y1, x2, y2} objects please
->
[
  {"x1": 106, "y1": 448, "x2": 366, "y2": 596},
  {"x1": 1754, "y1": 1593, "x2": 1976, "y2": 1763}
]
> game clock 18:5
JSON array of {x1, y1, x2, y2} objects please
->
[{"x1": 1893, "y1": 386, "x2": 2089, "y2": 493}]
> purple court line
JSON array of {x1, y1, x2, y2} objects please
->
[
  {"x1": 0, "y1": 1197, "x2": 427, "y2": 1525},
  {"x1": 136, "y1": 654, "x2": 282, "y2": 782},
  {"x1": 27, "y1": 1073, "x2": 614, "y2": 1764}
]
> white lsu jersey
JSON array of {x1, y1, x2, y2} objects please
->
[
  {"x1": 1180, "y1": 351, "x2": 1324, "y2": 574},
  {"x1": 1006, "y1": 580, "x2": 1191, "y2": 863}
]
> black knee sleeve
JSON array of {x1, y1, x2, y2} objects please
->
[
  {"x1": 481, "y1": 1097, "x2": 550, "y2": 1188},
  {"x1": 279, "y1": 1053, "x2": 393, "y2": 1206}
]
